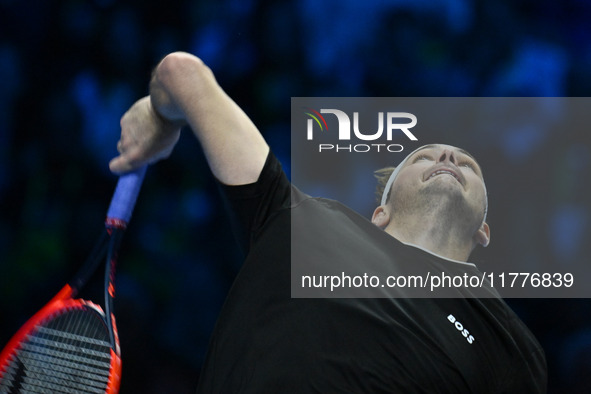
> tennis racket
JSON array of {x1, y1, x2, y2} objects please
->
[{"x1": 0, "y1": 165, "x2": 148, "y2": 394}]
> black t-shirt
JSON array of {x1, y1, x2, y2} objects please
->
[{"x1": 197, "y1": 152, "x2": 547, "y2": 393}]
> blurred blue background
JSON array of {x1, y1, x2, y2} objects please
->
[{"x1": 1, "y1": 0, "x2": 591, "y2": 392}]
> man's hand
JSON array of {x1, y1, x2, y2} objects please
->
[
  {"x1": 111, "y1": 52, "x2": 268, "y2": 184},
  {"x1": 109, "y1": 96, "x2": 182, "y2": 174}
]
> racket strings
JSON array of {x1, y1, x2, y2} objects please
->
[{"x1": 0, "y1": 308, "x2": 113, "y2": 394}]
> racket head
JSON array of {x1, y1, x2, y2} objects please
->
[{"x1": 0, "y1": 288, "x2": 121, "y2": 394}]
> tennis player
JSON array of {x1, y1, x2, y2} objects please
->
[{"x1": 111, "y1": 52, "x2": 547, "y2": 393}]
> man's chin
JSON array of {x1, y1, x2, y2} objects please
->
[
  {"x1": 423, "y1": 178, "x2": 465, "y2": 199},
  {"x1": 422, "y1": 185, "x2": 479, "y2": 218},
  {"x1": 425, "y1": 173, "x2": 464, "y2": 188}
]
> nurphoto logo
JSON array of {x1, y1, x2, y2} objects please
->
[{"x1": 303, "y1": 107, "x2": 418, "y2": 153}]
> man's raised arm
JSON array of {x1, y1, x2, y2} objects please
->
[{"x1": 109, "y1": 51, "x2": 269, "y2": 185}]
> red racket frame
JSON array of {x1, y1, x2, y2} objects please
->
[
  {"x1": 0, "y1": 285, "x2": 122, "y2": 393},
  {"x1": 0, "y1": 166, "x2": 146, "y2": 393}
]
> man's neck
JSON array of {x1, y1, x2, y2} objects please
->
[{"x1": 385, "y1": 212, "x2": 475, "y2": 262}]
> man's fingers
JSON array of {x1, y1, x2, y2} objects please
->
[
  {"x1": 109, "y1": 155, "x2": 133, "y2": 174},
  {"x1": 109, "y1": 149, "x2": 146, "y2": 174}
]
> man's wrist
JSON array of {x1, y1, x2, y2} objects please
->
[{"x1": 148, "y1": 95, "x2": 186, "y2": 131}]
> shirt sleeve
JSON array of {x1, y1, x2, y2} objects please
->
[{"x1": 216, "y1": 150, "x2": 291, "y2": 256}]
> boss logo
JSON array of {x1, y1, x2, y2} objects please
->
[{"x1": 447, "y1": 314, "x2": 475, "y2": 345}]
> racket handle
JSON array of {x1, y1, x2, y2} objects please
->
[{"x1": 106, "y1": 165, "x2": 148, "y2": 225}]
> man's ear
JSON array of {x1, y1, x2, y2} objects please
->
[
  {"x1": 474, "y1": 222, "x2": 490, "y2": 247},
  {"x1": 372, "y1": 206, "x2": 391, "y2": 228}
]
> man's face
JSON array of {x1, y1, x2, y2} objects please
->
[{"x1": 389, "y1": 144, "x2": 488, "y2": 226}]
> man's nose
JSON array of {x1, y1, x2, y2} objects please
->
[{"x1": 438, "y1": 149, "x2": 457, "y2": 165}]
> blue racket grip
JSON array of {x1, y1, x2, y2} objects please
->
[{"x1": 106, "y1": 165, "x2": 148, "y2": 225}]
